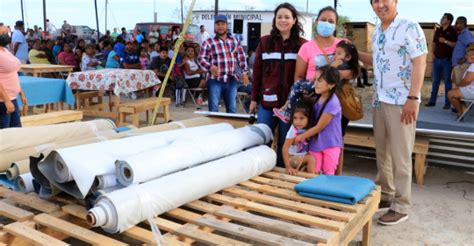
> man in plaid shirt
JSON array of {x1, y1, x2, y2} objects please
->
[{"x1": 199, "y1": 15, "x2": 249, "y2": 113}]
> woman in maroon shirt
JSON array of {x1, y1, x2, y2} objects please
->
[{"x1": 250, "y1": 2, "x2": 307, "y2": 167}]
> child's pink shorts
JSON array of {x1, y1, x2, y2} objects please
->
[{"x1": 309, "y1": 147, "x2": 341, "y2": 175}]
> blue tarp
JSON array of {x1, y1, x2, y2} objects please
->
[
  {"x1": 18, "y1": 76, "x2": 75, "y2": 107},
  {"x1": 294, "y1": 175, "x2": 376, "y2": 205}
]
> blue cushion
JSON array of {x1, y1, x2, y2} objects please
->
[{"x1": 294, "y1": 175, "x2": 375, "y2": 205}]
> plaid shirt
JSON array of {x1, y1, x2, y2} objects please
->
[{"x1": 199, "y1": 34, "x2": 248, "y2": 82}]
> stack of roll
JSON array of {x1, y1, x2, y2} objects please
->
[
  {"x1": 38, "y1": 123, "x2": 234, "y2": 199},
  {"x1": 88, "y1": 145, "x2": 276, "y2": 233},
  {"x1": 0, "y1": 119, "x2": 117, "y2": 172}
]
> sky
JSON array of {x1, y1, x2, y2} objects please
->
[{"x1": 1, "y1": 0, "x2": 473, "y2": 32}]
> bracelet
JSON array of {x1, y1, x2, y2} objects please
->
[{"x1": 407, "y1": 96, "x2": 419, "y2": 100}]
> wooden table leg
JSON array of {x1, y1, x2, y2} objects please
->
[
  {"x1": 163, "y1": 104, "x2": 170, "y2": 122},
  {"x1": 132, "y1": 113, "x2": 140, "y2": 127},
  {"x1": 414, "y1": 154, "x2": 427, "y2": 185},
  {"x1": 362, "y1": 218, "x2": 372, "y2": 246}
]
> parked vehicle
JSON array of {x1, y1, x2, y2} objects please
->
[{"x1": 134, "y1": 22, "x2": 199, "y2": 41}]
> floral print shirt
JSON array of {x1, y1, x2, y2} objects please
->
[{"x1": 372, "y1": 15, "x2": 428, "y2": 106}]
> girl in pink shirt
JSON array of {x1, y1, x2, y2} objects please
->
[{"x1": 0, "y1": 27, "x2": 27, "y2": 128}]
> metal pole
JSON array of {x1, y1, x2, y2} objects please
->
[
  {"x1": 334, "y1": 0, "x2": 338, "y2": 10},
  {"x1": 94, "y1": 0, "x2": 100, "y2": 41},
  {"x1": 20, "y1": 0, "x2": 25, "y2": 23},
  {"x1": 214, "y1": 0, "x2": 218, "y2": 16},
  {"x1": 43, "y1": 0, "x2": 47, "y2": 31},
  {"x1": 180, "y1": 0, "x2": 184, "y2": 25},
  {"x1": 105, "y1": 0, "x2": 108, "y2": 32},
  {"x1": 153, "y1": 0, "x2": 157, "y2": 22},
  {"x1": 306, "y1": 0, "x2": 308, "y2": 13}
]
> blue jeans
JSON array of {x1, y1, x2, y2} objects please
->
[
  {"x1": 257, "y1": 104, "x2": 291, "y2": 167},
  {"x1": 429, "y1": 58, "x2": 452, "y2": 106},
  {"x1": 0, "y1": 99, "x2": 22, "y2": 129},
  {"x1": 207, "y1": 79, "x2": 237, "y2": 113}
]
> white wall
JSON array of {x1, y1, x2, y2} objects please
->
[{"x1": 194, "y1": 11, "x2": 315, "y2": 47}]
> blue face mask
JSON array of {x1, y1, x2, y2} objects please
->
[{"x1": 317, "y1": 21, "x2": 336, "y2": 37}]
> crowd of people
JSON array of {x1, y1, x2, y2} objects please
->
[{"x1": 425, "y1": 13, "x2": 474, "y2": 118}]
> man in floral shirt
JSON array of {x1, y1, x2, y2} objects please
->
[{"x1": 359, "y1": 0, "x2": 427, "y2": 225}]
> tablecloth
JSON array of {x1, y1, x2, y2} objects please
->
[{"x1": 66, "y1": 69, "x2": 161, "y2": 96}]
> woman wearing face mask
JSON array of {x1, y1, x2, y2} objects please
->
[
  {"x1": 250, "y1": 2, "x2": 307, "y2": 167},
  {"x1": 0, "y1": 26, "x2": 27, "y2": 129},
  {"x1": 294, "y1": 6, "x2": 358, "y2": 174},
  {"x1": 295, "y1": 6, "x2": 353, "y2": 81}
]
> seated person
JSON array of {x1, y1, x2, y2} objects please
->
[
  {"x1": 448, "y1": 46, "x2": 474, "y2": 117},
  {"x1": 149, "y1": 47, "x2": 171, "y2": 81},
  {"x1": 57, "y1": 43, "x2": 78, "y2": 70},
  {"x1": 123, "y1": 41, "x2": 141, "y2": 69},
  {"x1": 81, "y1": 44, "x2": 99, "y2": 71},
  {"x1": 149, "y1": 47, "x2": 171, "y2": 97},
  {"x1": 105, "y1": 49, "x2": 120, "y2": 69},
  {"x1": 29, "y1": 40, "x2": 50, "y2": 64}
]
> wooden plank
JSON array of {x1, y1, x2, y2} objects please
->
[
  {"x1": 21, "y1": 110, "x2": 83, "y2": 127},
  {"x1": 0, "y1": 187, "x2": 60, "y2": 213},
  {"x1": 339, "y1": 186, "x2": 381, "y2": 246},
  {"x1": 34, "y1": 213, "x2": 127, "y2": 246},
  {"x1": 272, "y1": 167, "x2": 318, "y2": 179},
  {"x1": 224, "y1": 186, "x2": 354, "y2": 222},
  {"x1": 154, "y1": 217, "x2": 249, "y2": 246},
  {"x1": 207, "y1": 193, "x2": 345, "y2": 232},
  {"x1": 3, "y1": 222, "x2": 68, "y2": 246},
  {"x1": 215, "y1": 205, "x2": 336, "y2": 244},
  {"x1": 62, "y1": 204, "x2": 158, "y2": 245},
  {"x1": 239, "y1": 180, "x2": 359, "y2": 213},
  {"x1": 194, "y1": 214, "x2": 315, "y2": 246},
  {"x1": 262, "y1": 171, "x2": 308, "y2": 183},
  {"x1": 251, "y1": 176, "x2": 296, "y2": 189},
  {"x1": 0, "y1": 201, "x2": 34, "y2": 221}
]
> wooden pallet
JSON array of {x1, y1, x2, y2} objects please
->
[
  {"x1": 0, "y1": 167, "x2": 380, "y2": 246},
  {"x1": 21, "y1": 110, "x2": 83, "y2": 127}
]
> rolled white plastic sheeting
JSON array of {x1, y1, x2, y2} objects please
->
[
  {"x1": 6, "y1": 160, "x2": 30, "y2": 180},
  {"x1": 0, "y1": 119, "x2": 115, "y2": 153},
  {"x1": 116, "y1": 124, "x2": 272, "y2": 186},
  {"x1": 92, "y1": 174, "x2": 119, "y2": 191},
  {"x1": 38, "y1": 123, "x2": 233, "y2": 199},
  {"x1": 14, "y1": 173, "x2": 34, "y2": 193},
  {"x1": 0, "y1": 119, "x2": 116, "y2": 171},
  {"x1": 88, "y1": 145, "x2": 276, "y2": 233}
]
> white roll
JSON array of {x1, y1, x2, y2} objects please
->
[
  {"x1": 53, "y1": 154, "x2": 74, "y2": 183},
  {"x1": 38, "y1": 123, "x2": 233, "y2": 199},
  {"x1": 14, "y1": 173, "x2": 35, "y2": 193},
  {"x1": 6, "y1": 160, "x2": 30, "y2": 180},
  {"x1": 88, "y1": 145, "x2": 276, "y2": 233},
  {"x1": 92, "y1": 174, "x2": 119, "y2": 191},
  {"x1": 116, "y1": 124, "x2": 272, "y2": 186}
]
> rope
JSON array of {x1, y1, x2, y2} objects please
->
[{"x1": 149, "y1": 0, "x2": 196, "y2": 125}]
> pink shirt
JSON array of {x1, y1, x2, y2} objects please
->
[
  {"x1": 0, "y1": 48, "x2": 21, "y2": 101},
  {"x1": 297, "y1": 38, "x2": 341, "y2": 81}
]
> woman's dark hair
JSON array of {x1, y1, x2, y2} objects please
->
[
  {"x1": 311, "y1": 65, "x2": 340, "y2": 127},
  {"x1": 289, "y1": 100, "x2": 314, "y2": 130},
  {"x1": 336, "y1": 41, "x2": 360, "y2": 79},
  {"x1": 269, "y1": 2, "x2": 304, "y2": 51},
  {"x1": 0, "y1": 34, "x2": 10, "y2": 47},
  {"x1": 317, "y1": 6, "x2": 338, "y2": 23}
]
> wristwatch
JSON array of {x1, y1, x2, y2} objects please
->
[{"x1": 407, "y1": 96, "x2": 419, "y2": 100}]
